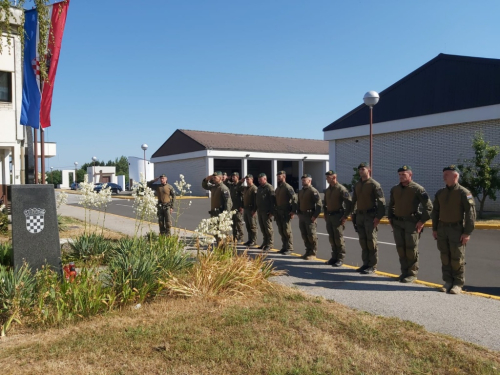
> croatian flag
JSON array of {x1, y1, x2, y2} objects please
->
[{"x1": 20, "y1": 0, "x2": 70, "y2": 129}]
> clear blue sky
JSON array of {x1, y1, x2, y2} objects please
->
[{"x1": 37, "y1": 0, "x2": 500, "y2": 170}]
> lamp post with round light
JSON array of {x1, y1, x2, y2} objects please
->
[
  {"x1": 141, "y1": 144, "x2": 148, "y2": 181},
  {"x1": 74, "y1": 162, "x2": 78, "y2": 187},
  {"x1": 92, "y1": 156, "x2": 97, "y2": 183},
  {"x1": 363, "y1": 91, "x2": 380, "y2": 172}
]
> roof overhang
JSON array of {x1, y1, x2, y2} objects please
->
[
  {"x1": 324, "y1": 103, "x2": 500, "y2": 141},
  {"x1": 151, "y1": 149, "x2": 329, "y2": 163}
]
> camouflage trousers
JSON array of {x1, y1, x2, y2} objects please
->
[
  {"x1": 257, "y1": 210, "x2": 274, "y2": 248},
  {"x1": 232, "y1": 210, "x2": 244, "y2": 241},
  {"x1": 275, "y1": 209, "x2": 294, "y2": 251},
  {"x1": 157, "y1": 205, "x2": 172, "y2": 236},
  {"x1": 299, "y1": 212, "x2": 317, "y2": 255},
  {"x1": 325, "y1": 213, "x2": 345, "y2": 261},
  {"x1": 243, "y1": 208, "x2": 258, "y2": 244},
  {"x1": 392, "y1": 218, "x2": 419, "y2": 277},
  {"x1": 356, "y1": 212, "x2": 378, "y2": 268},
  {"x1": 437, "y1": 222, "x2": 466, "y2": 287}
]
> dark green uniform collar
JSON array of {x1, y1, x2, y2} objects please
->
[{"x1": 446, "y1": 183, "x2": 459, "y2": 190}]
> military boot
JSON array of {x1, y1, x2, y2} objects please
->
[
  {"x1": 401, "y1": 276, "x2": 417, "y2": 283},
  {"x1": 356, "y1": 265, "x2": 369, "y2": 273},
  {"x1": 325, "y1": 258, "x2": 336, "y2": 266},
  {"x1": 449, "y1": 285, "x2": 462, "y2": 295},
  {"x1": 439, "y1": 282, "x2": 452, "y2": 293}
]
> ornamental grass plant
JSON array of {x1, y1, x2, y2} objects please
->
[
  {"x1": 0, "y1": 241, "x2": 12, "y2": 266},
  {"x1": 67, "y1": 232, "x2": 113, "y2": 263}
]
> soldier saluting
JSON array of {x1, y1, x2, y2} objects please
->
[
  {"x1": 226, "y1": 172, "x2": 244, "y2": 242},
  {"x1": 388, "y1": 165, "x2": 432, "y2": 283},
  {"x1": 297, "y1": 174, "x2": 322, "y2": 260},
  {"x1": 431, "y1": 165, "x2": 476, "y2": 295},
  {"x1": 239, "y1": 174, "x2": 258, "y2": 246},
  {"x1": 351, "y1": 163, "x2": 385, "y2": 274},
  {"x1": 274, "y1": 170, "x2": 297, "y2": 255},
  {"x1": 323, "y1": 170, "x2": 352, "y2": 267},
  {"x1": 202, "y1": 171, "x2": 233, "y2": 219},
  {"x1": 147, "y1": 174, "x2": 176, "y2": 236}
]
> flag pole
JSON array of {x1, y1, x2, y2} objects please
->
[
  {"x1": 40, "y1": 78, "x2": 45, "y2": 184},
  {"x1": 34, "y1": 128, "x2": 39, "y2": 183}
]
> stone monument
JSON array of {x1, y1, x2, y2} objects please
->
[{"x1": 11, "y1": 185, "x2": 61, "y2": 273}]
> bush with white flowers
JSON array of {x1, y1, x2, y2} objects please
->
[
  {"x1": 132, "y1": 173, "x2": 158, "y2": 236},
  {"x1": 172, "y1": 174, "x2": 192, "y2": 228},
  {"x1": 194, "y1": 210, "x2": 236, "y2": 246}
]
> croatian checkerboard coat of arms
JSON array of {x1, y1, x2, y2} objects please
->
[{"x1": 24, "y1": 208, "x2": 46, "y2": 234}]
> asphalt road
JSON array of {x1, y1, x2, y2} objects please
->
[{"x1": 69, "y1": 196, "x2": 500, "y2": 296}]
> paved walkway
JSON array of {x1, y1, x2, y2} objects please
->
[{"x1": 58, "y1": 203, "x2": 500, "y2": 351}]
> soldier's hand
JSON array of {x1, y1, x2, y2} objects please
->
[
  {"x1": 460, "y1": 234, "x2": 470, "y2": 245},
  {"x1": 238, "y1": 207, "x2": 243, "y2": 213},
  {"x1": 373, "y1": 217, "x2": 380, "y2": 228},
  {"x1": 340, "y1": 216, "x2": 347, "y2": 226},
  {"x1": 290, "y1": 213, "x2": 295, "y2": 219},
  {"x1": 432, "y1": 231, "x2": 438, "y2": 240},
  {"x1": 311, "y1": 216, "x2": 316, "y2": 223},
  {"x1": 252, "y1": 211, "x2": 256, "y2": 217},
  {"x1": 170, "y1": 208, "x2": 173, "y2": 213},
  {"x1": 268, "y1": 213, "x2": 273, "y2": 219},
  {"x1": 416, "y1": 221, "x2": 424, "y2": 233}
]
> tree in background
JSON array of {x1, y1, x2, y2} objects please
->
[
  {"x1": 342, "y1": 166, "x2": 361, "y2": 193},
  {"x1": 457, "y1": 132, "x2": 500, "y2": 219}
]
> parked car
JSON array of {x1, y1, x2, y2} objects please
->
[
  {"x1": 70, "y1": 182, "x2": 80, "y2": 190},
  {"x1": 93, "y1": 182, "x2": 123, "y2": 194}
]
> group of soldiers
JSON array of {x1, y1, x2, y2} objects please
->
[{"x1": 149, "y1": 162, "x2": 476, "y2": 296}]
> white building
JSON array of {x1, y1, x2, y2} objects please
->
[
  {"x1": 86, "y1": 166, "x2": 117, "y2": 184},
  {"x1": 151, "y1": 129, "x2": 329, "y2": 196},
  {"x1": 1, "y1": 7, "x2": 56, "y2": 201},
  {"x1": 324, "y1": 53, "x2": 500, "y2": 211},
  {"x1": 128, "y1": 156, "x2": 154, "y2": 188}
]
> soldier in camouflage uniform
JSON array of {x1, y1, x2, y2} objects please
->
[
  {"x1": 239, "y1": 174, "x2": 258, "y2": 246},
  {"x1": 147, "y1": 174, "x2": 176, "y2": 236},
  {"x1": 323, "y1": 170, "x2": 352, "y2": 267},
  {"x1": 388, "y1": 165, "x2": 433, "y2": 283},
  {"x1": 274, "y1": 171, "x2": 297, "y2": 255},
  {"x1": 431, "y1": 165, "x2": 476, "y2": 295},
  {"x1": 256, "y1": 173, "x2": 275, "y2": 252},
  {"x1": 351, "y1": 163, "x2": 386, "y2": 274},
  {"x1": 297, "y1": 174, "x2": 322, "y2": 260},
  {"x1": 226, "y1": 172, "x2": 244, "y2": 242},
  {"x1": 202, "y1": 171, "x2": 233, "y2": 219}
]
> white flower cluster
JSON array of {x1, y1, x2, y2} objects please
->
[
  {"x1": 194, "y1": 210, "x2": 236, "y2": 245},
  {"x1": 0, "y1": 204, "x2": 5, "y2": 213},
  {"x1": 56, "y1": 190, "x2": 68, "y2": 210},
  {"x1": 174, "y1": 174, "x2": 192, "y2": 196},
  {"x1": 78, "y1": 175, "x2": 112, "y2": 210},
  {"x1": 132, "y1": 173, "x2": 157, "y2": 223}
]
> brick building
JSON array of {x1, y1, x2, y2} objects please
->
[{"x1": 324, "y1": 53, "x2": 500, "y2": 211}]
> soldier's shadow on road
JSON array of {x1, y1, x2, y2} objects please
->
[{"x1": 241, "y1": 247, "x2": 437, "y2": 293}]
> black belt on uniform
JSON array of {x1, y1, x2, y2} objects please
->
[
  {"x1": 357, "y1": 208, "x2": 376, "y2": 214},
  {"x1": 439, "y1": 220, "x2": 463, "y2": 226},
  {"x1": 327, "y1": 209, "x2": 344, "y2": 215}
]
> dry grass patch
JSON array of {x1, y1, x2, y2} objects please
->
[
  {"x1": 58, "y1": 216, "x2": 126, "y2": 240},
  {"x1": 1, "y1": 288, "x2": 499, "y2": 375}
]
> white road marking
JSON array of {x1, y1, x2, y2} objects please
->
[
  {"x1": 317, "y1": 232, "x2": 396, "y2": 246},
  {"x1": 115, "y1": 204, "x2": 132, "y2": 207}
]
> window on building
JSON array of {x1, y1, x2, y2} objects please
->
[{"x1": 0, "y1": 71, "x2": 13, "y2": 102}]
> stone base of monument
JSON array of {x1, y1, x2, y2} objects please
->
[{"x1": 11, "y1": 185, "x2": 61, "y2": 274}]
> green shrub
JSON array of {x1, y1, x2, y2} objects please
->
[
  {"x1": 0, "y1": 264, "x2": 36, "y2": 336},
  {"x1": 68, "y1": 233, "x2": 113, "y2": 262},
  {"x1": 0, "y1": 211, "x2": 8, "y2": 235},
  {"x1": 34, "y1": 266, "x2": 116, "y2": 326},
  {"x1": 107, "y1": 236, "x2": 192, "y2": 304},
  {"x1": 0, "y1": 242, "x2": 13, "y2": 267}
]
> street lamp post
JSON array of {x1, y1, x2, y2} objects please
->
[
  {"x1": 50, "y1": 167, "x2": 53, "y2": 186},
  {"x1": 363, "y1": 91, "x2": 380, "y2": 172},
  {"x1": 141, "y1": 144, "x2": 148, "y2": 181},
  {"x1": 92, "y1": 156, "x2": 97, "y2": 183},
  {"x1": 74, "y1": 162, "x2": 78, "y2": 186}
]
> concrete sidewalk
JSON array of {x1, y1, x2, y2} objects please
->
[{"x1": 58, "y1": 203, "x2": 500, "y2": 352}]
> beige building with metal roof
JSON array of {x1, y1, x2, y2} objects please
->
[{"x1": 150, "y1": 129, "x2": 329, "y2": 196}]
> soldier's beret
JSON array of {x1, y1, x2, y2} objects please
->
[
  {"x1": 358, "y1": 162, "x2": 370, "y2": 169},
  {"x1": 245, "y1": 174, "x2": 253, "y2": 179},
  {"x1": 258, "y1": 173, "x2": 267, "y2": 178},
  {"x1": 301, "y1": 174, "x2": 312, "y2": 179},
  {"x1": 231, "y1": 172, "x2": 239, "y2": 176},
  {"x1": 276, "y1": 170, "x2": 286, "y2": 176},
  {"x1": 443, "y1": 165, "x2": 460, "y2": 174},
  {"x1": 212, "y1": 171, "x2": 222, "y2": 176},
  {"x1": 223, "y1": 172, "x2": 227, "y2": 176},
  {"x1": 325, "y1": 170, "x2": 336, "y2": 176},
  {"x1": 397, "y1": 165, "x2": 412, "y2": 172},
  {"x1": 159, "y1": 174, "x2": 167, "y2": 178}
]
